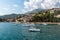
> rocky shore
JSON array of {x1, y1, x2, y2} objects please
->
[{"x1": 17, "y1": 22, "x2": 60, "y2": 25}]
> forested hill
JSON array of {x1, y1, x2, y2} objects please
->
[
  {"x1": 0, "y1": 14, "x2": 24, "y2": 19},
  {"x1": 0, "y1": 8, "x2": 60, "y2": 22}
]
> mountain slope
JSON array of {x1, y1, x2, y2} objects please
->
[{"x1": 0, "y1": 14, "x2": 24, "y2": 19}]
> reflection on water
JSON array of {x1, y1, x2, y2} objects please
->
[{"x1": 0, "y1": 22, "x2": 60, "y2": 40}]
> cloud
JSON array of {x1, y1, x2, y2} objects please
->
[
  {"x1": 24, "y1": 0, "x2": 43, "y2": 12},
  {"x1": 41, "y1": 0, "x2": 59, "y2": 9},
  {"x1": 3, "y1": 8, "x2": 9, "y2": 10},
  {"x1": 13, "y1": 4, "x2": 18, "y2": 7},
  {"x1": 23, "y1": 0, "x2": 60, "y2": 12},
  {"x1": 59, "y1": 1, "x2": 60, "y2": 3}
]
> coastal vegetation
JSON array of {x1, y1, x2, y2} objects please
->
[
  {"x1": 0, "y1": 18, "x2": 3, "y2": 22},
  {"x1": 31, "y1": 12, "x2": 58, "y2": 22},
  {"x1": 0, "y1": 8, "x2": 60, "y2": 22},
  {"x1": 29, "y1": 8, "x2": 60, "y2": 22}
]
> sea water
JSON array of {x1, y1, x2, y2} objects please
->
[{"x1": 0, "y1": 22, "x2": 60, "y2": 40}]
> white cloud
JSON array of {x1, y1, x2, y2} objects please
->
[
  {"x1": 0, "y1": 12, "x2": 7, "y2": 16},
  {"x1": 59, "y1": 1, "x2": 60, "y2": 3},
  {"x1": 3, "y1": 8, "x2": 9, "y2": 10},
  {"x1": 13, "y1": 4, "x2": 18, "y2": 7},
  {"x1": 23, "y1": 0, "x2": 59, "y2": 12},
  {"x1": 24, "y1": 0, "x2": 43, "y2": 12},
  {"x1": 41, "y1": 0, "x2": 58, "y2": 9}
]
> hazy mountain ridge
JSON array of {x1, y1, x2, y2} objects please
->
[
  {"x1": 0, "y1": 14, "x2": 24, "y2": 19},
  {"x1": 0, "y1": 8, "x2": 60, "y2": 19}
]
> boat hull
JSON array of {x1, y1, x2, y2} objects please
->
[{"x1": 29, "y1": 29, "x2": 40, "y2": 32}]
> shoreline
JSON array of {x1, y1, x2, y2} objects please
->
[
  {"x1": 0, "y1": 22, "x2": 60, "y2": 24},
  {"x1": 16, "y1": 22, "x2": 60, "y2": 24}
]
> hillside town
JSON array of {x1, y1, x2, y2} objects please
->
[{"x1": 0, "y1": 8, "x2": 60, "y2": 22}]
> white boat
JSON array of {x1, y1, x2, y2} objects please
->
[
  {"x1": 42, "y1": 23, "x2": 47, "y2": 25},
  {"x1": 22, "y1": 23, "x2": 35, "y2": 26},
  {"x1": 58, "y1": 23, "x2": 60, "y2": 25},
  {"x1": 29, "y1": 28, "x2": 40, "y2": 32}
]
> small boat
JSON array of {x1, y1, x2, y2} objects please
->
[
  {"x1": 42, "y1": 23, "x2": 47, "y2": 25},
  {"x1": 58, "y1": 23, "x2": 60, "y2": 25},
  {"x1": 22, "y1": 23, "x2": 35, "y2": 27},
  {"x1": 29, "y1": 28, "x2": 40, "y2": 32}
]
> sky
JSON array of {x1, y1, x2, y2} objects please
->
[{"x1": 0, "y1": 0, "x2": 60, "y2": 15}]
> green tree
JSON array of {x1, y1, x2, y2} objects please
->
[
  {"x1": 0, "y1": 18, "x2": 3, "y2": 22},
  {"x1": 32, "y1": 12, "x2": 57, "y2": 22}
]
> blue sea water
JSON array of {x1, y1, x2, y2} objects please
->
[{"x1": 0, "y1": 22, "x2": 60, "y2": 40}]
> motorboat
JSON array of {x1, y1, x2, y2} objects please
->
[
  {"x1": 22, "y1": 23, "x2": 35, "y2": 26},
  {"x1": 29, "y1": 28, "x2": 40, "y2": 32},
  {"x1": 58, "y1": 23, "x2": 60, "y2": 25},
  {"x1": 42, "y1": 23, "x2": 47, "y2": 25}
]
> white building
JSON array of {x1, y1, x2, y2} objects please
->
[{"x1": 50, "y1": 10, "x2": 55, "y2": 13}]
